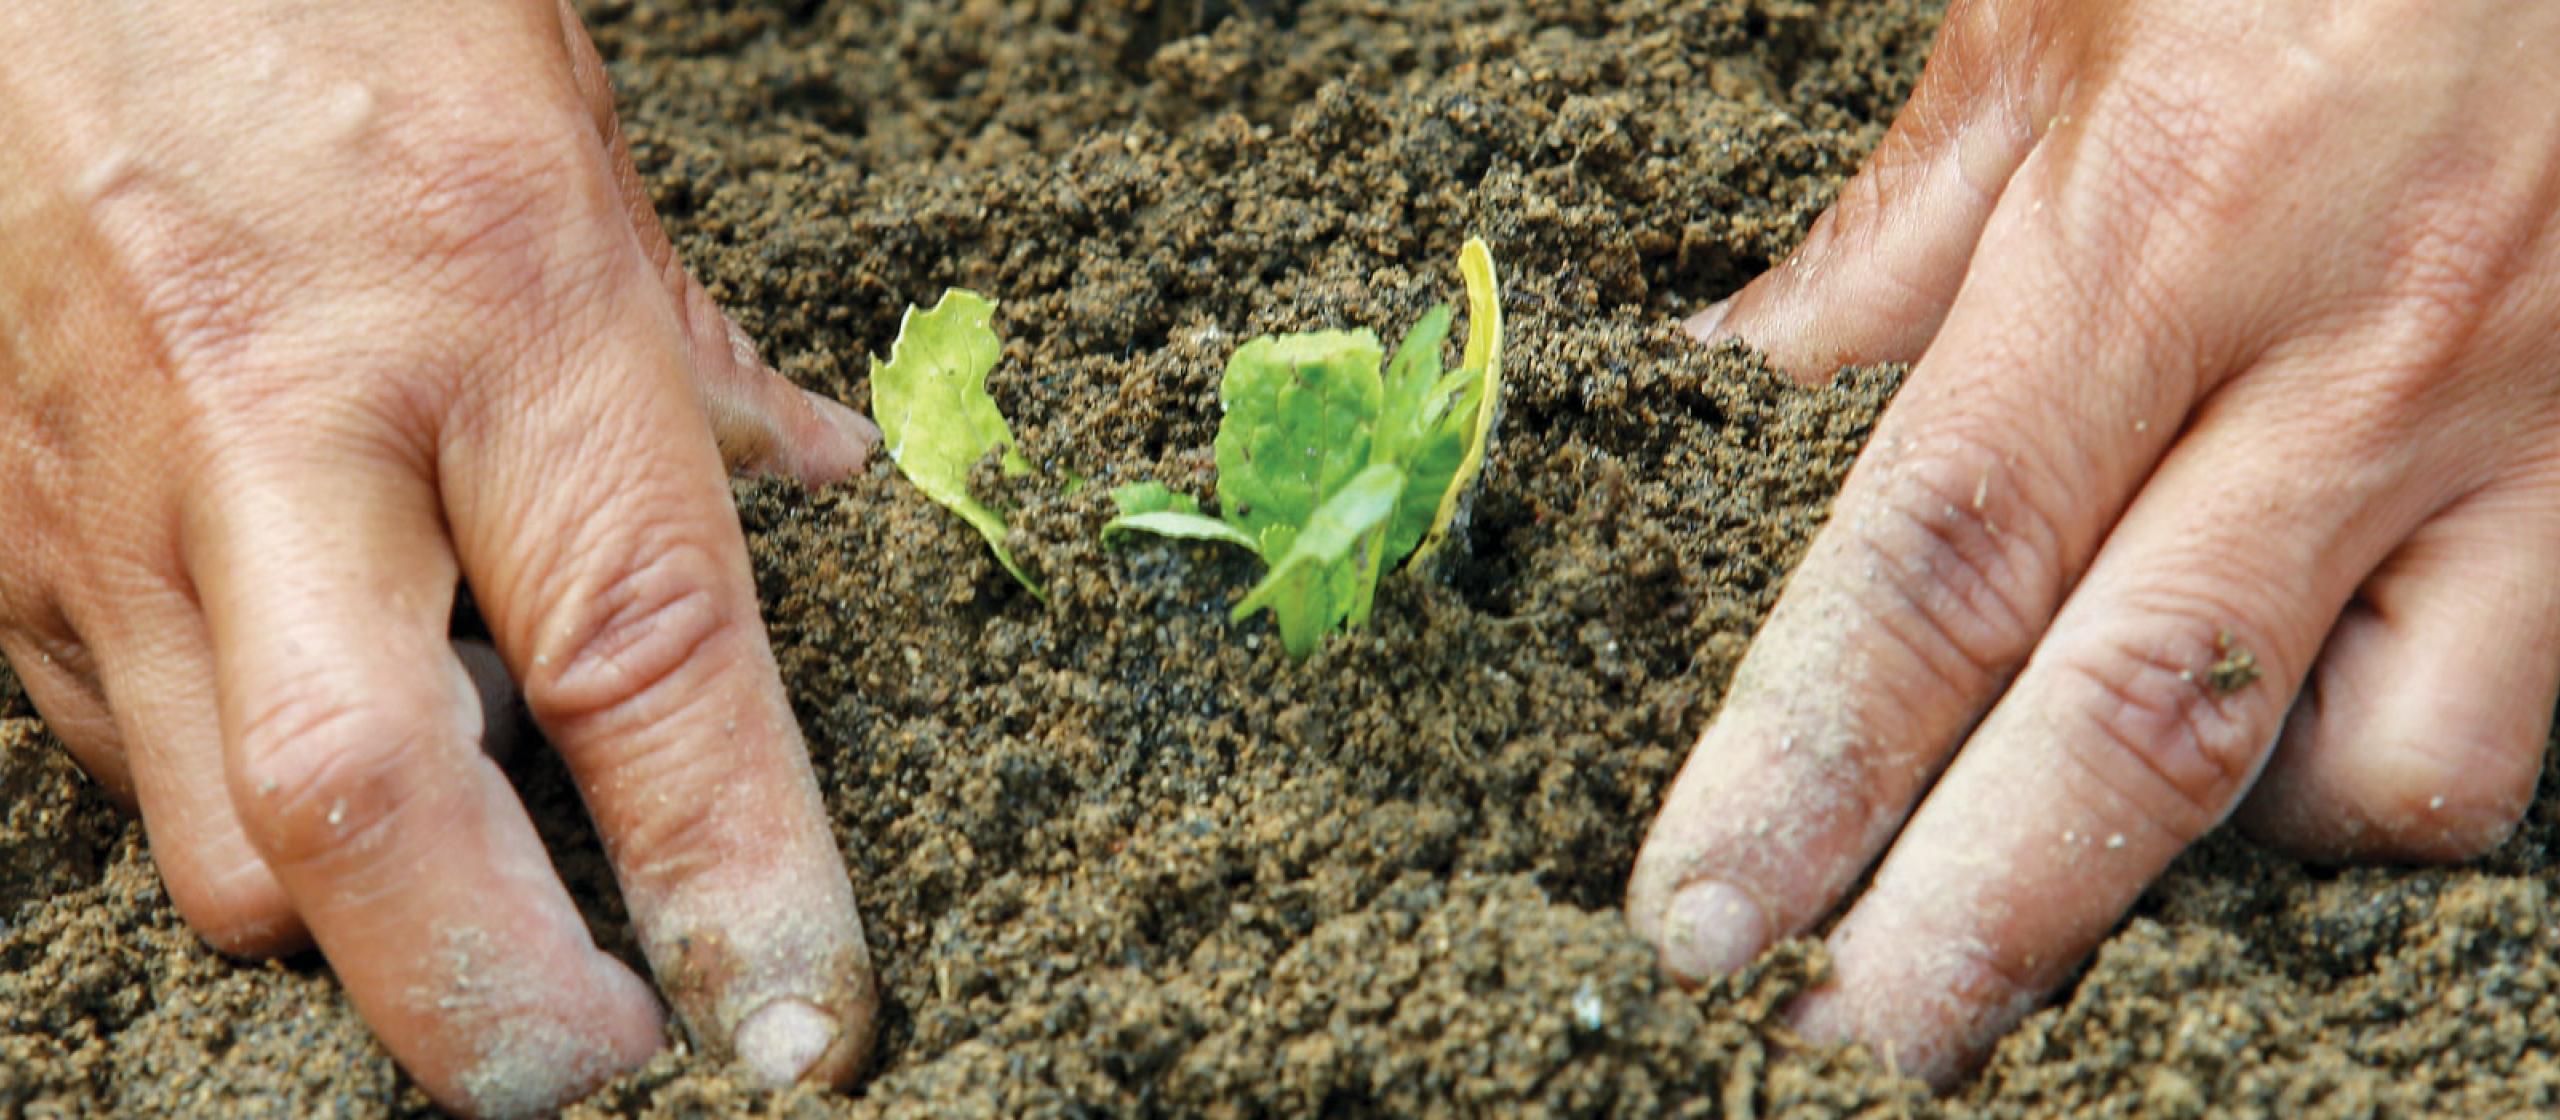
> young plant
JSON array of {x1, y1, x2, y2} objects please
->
[
  {"x1": 869, "y1": 289, "x2": 1045, "y2": 598},
  {"x1": 1105, "y1": 238, "x2": 1505, "y2": 658}
]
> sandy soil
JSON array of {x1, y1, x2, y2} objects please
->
[{"x1": 5, "y1": 0, "x2": 2557, "y2": 1116}]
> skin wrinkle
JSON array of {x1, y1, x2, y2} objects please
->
[
  {"x1": 1845, "y1": 454, "x2": 2042, "y2": 689},
  {"x1": 1636, "y1": 421, "x2": 2061, "y2": 942},
  {"x1": 524, "y1": 545, "x2": 737, "y2": 730},
  {"x1": 2049, "y1": 627, "x2": 2274, "y2": 836}
]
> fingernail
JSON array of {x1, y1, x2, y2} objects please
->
[
  {"x1": 806, "y1": 391, "x2": 883, "y2": 471},
  {"x1": 1682, "y1": 298, "x2": 1734, "y2": 344},
  {"x1": 1661, "y1": 880, "x2": 1768, "y2": 981},
  {"x1": 725, "y1": 318, "x2": 770, "y2": 373},
  {"x1": 735, "y1": 998, "x2": 841, "y2": 1087}
]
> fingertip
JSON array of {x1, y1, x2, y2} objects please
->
[
  {"x1": 2244, "y1": 718, "x2": 2538, "y2": 864},
  {"x1": 164, "y1": 850, "x2": 308, "y2": 959},
  {"x1": 2240, "y1": 504, "x2": 2560, "y2": 864},
  {"x1": 1681, "y1": 28, "x2": 2052, "y2": 384},
  {"x1": 1655, "y1": 879, "x2": 1770, "y2": 983},
  {"x1": 435, "y1": 953, "x2": 666, "y2": 1120},
  {"x1": 1682, "y1": 298, "x2": 1734, "y2": 345},
  {"x1": 1678, "y1": 282, "x2": 1851, "y2": 385},
  {"x1": 801, "y1": 390, "x2": 881, "y2": 480},
  {"x1": 694, "y1": 312, "x2": 877, "y2": 485},
  {"x1": 645, "y1": 878, "x2": 880, "y2": 1090},
  {"x1": 1784, "y1": 914, "x2": 2019, "y2": 1090},
  {"x1": 798, "y1": 947, "x2": 883, "y2": 1088}
]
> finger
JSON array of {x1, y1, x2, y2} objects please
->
[
  {"x1": 1686, "y1": 0, "x2": 2055, "y2": 379},
  {"x1": 1788, "y1": 364, "x2": 2441, "y2": 1085},
  {"x1": 79, "y1": 595, "x2": 304, "y2": 957},
  {"x1": 189, "y1": 453, "x2": 664, "y2": 1118},
  {"x1": 2238, "y1": 481, "x2": 2560, "y2": 862},
  {"x1": 677, "y1": 255, "x2": 882, "y2": 485},
  {"x1": 1629, "y1": 139, "x2": 2197, "y2": 984},
  {"x1": 70, "y1": 620, "x2": 535, "y2": 961},
  {"x1": 0, "y1": 507, "x2": 118, "y2": 781},
  {"x1": 444, "y1": 266, "x2": 877, "y2": 1088},
  {"x1": 553, "y1": 0, "x2": 878, "y2": 484},
  {"x1": 0, "y1": 624, "x2": 132, "y2": 806}
]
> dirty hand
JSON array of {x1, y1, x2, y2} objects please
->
[
  {"x1": 1630, "y1": 0, "x2": 2560, "y2": 1085},
  {"x1": 0, "y1": 2, "x2": 880, "y2": 1114}
]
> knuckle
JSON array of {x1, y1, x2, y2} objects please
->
[
  {"x1": 1837, "y1": 438, "x2": 2063, "y2": 695},
  {"x1": 387, "y1": 98, "x2": 624, "y2": 324},
  {"x1": 604, "y1": 763, "x2": 734, "y2": 890},
  {"x1": 2339, "y1": 210, "x2": 2523, "y2": 404},
  {"x1": 77, "y1": 176, "x2": 287, "y2": 381},
  {"x1": 2056, "y1": 70, "x2": 2295, "y2": 299},
  {"x1": 2383, "y1": 219, "x2": 2512, "y2": 341},
  {"x1": 230, "y1": 686, "x2": 439, "y2": 868},
  {"x1": 2105, "y1": 87, "x2": 2258, "y2": 236},
  {"x1": 2051, "y1": 612, "x2": 2281, "y2": 841},
  {"x1": 519, "y1": 534, "x2": 745, "y2": 733}
]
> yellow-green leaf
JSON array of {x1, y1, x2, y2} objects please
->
[
  {"x1": 870, "y1": 289, "x2": 1043, "y2": 598},
  {"x1": 1412, "y1": 237, "x2": 1504, "y2": 564}
]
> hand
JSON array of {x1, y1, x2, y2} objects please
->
[
  {"x1": 0, "y1": 2, "x2": 881, "y2": 1114},
  {"x1": 1630, "y1": 0, "x2": 2560, "y2": 1085}
]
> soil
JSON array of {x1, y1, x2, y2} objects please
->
[{"x1": 6, "y1": 0, "x2": 2559, "y2": 1116}]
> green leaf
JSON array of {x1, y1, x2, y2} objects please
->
[
  {"x1": 1412, "y1": 237, "x2": 1505, "y2": 564},
  {"x1": 1233, "y1": 462, "x2": 1405, "y2": 659},
  {"x1": 1365, "y1": 305, "x2": 1470, "y2": 588},
  {"x1": 1377, "y1": 392, "x2": 1477, "y2": 574},
  {"x1": 1103, "y1": 482, "x2": 1258, "y2": 548},
  {"x1": 1214, "y1": 330, "x2": 1384, "y2": 561},
  {"x1": 869, "y1": 289, "x2": 1043, "y2": 598},
  {"x1": 1103, "y1": 511, "x2": 1259, "y2": 549},
  {"x1": 1372, "y1": 305, "x2": 1453, "y2": 469},
  {"x1": 1108, "y1": 481, "x2": 1202, "y2": 517},
  {"x1": 1098, "y1": 239, "x2": 1506, "y2": 656}
]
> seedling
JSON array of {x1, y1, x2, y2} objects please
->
[
  {"x1": 1105, "y1": 238, "x2": 1504, "y2": 658},
  {"x1": 869, "y1": 289, "x2": 1045, "y2": 598}
]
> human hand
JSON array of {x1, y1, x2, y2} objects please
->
[
  {"x1": 1631, "y1": 0, "x2": 2560, "y2": 1085},
  {"x1": 0, "y1": 2, "x2": 880, "y2": 1114}
]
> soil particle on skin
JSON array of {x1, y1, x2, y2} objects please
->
[
  {"x1": 2202, "y1": 631, "x2": 2261, "y2": 696},
  {"x1": 5, "y1": 0, "x2": 2558, "y2": 1117}
]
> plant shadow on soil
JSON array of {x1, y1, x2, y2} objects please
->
[{"x1": 6, "y1": 0, "x2": 2559, "y2": 1116}]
